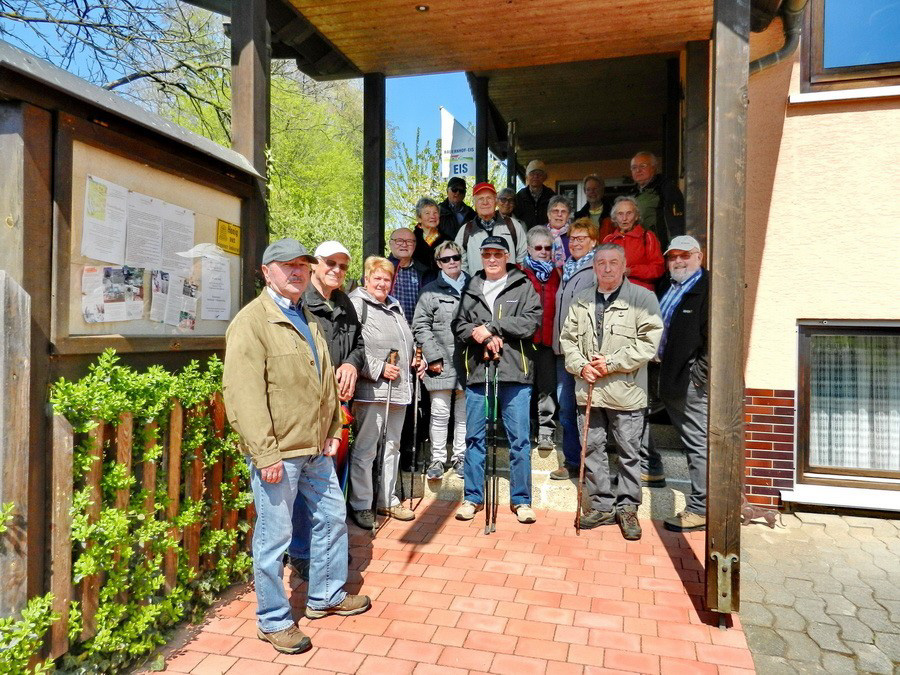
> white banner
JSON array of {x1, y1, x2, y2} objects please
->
[{"x1": 440, "y1": 107, "x2": 475, "y2": 178}]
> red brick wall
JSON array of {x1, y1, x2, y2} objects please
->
[{"x1": 744, "y1": 388, "x2": 796, "y2": 508}]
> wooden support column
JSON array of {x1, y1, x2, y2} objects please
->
[
  {"x1": 663, "y1": 57, "x2": 681, "y2": 183},
  {"x1": 363, "y1": 73, "x2": 386, "y2": 258},
  {"x1": 473, "y1": 76, "x2": 489, "y2": 183},
  {"x1": 506, "y1": 120, "x2": 518, "y2": 189},
  {"x1": 231, "y1": 0, "x2": 270, "y2": 295},
  {"x1": 706, "y1": 0, "x2": 749, "y2": 617},
  {"x1": 684, "y1": 40, "x2": 711, "y2": 246}
]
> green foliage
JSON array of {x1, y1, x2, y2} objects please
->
[
  {"x1": 0, "y1": 592, "x2": 58, "y2": 674},
  {"x1": 48, "y1": 350, "x2": 252, "y2": 674}
]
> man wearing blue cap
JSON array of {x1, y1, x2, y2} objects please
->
[{"x1": 223, "y1": 238, "x2": 370, "y2": 655}]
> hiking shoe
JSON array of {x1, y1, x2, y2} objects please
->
[
  {"x1": 617, "y1": 506, "x2": 642, "y2": 540},
  {"x1": 537, "y1": 434, "x2": 555, "y2": 451},
  {"x1": 286, "y1": 555, "x2": 309, "y2": 589},
  {"x1": 512, "y1": 504, "x2": 537, "y2": 524},
  {"x1": 257, "y1": 624, "x2": 312, "y2": 654},
  {"x1": 550, "y1": 465, "x2": 573, "y2": 481},
  {"x1": 426, "y1": 460, "x2": 444, "y2": 480},
  {"x1": 455, "y1": 501, "x2": 483, "y2": 521},
  {"x1": 305, "y1": 593, "x2": 371, "y2": 620},
  {"x1": 377, "y1": 504, "x2": 415, "y2": 521},
  {"x1": 641, "y1": 472, "x2": 667, "y2": 488},
  {"x1": 664, "y1": 510, "x2": 707, "y2": 532},
  {"x1": 350, "y1": 508, "x2": 374, "y2": 530},
  {"x1": 579, "y1": 508, "x2": 617, "y2": 529},
  {"x1": 452, "y1": 456, "x2": 465, "y2": 478}
]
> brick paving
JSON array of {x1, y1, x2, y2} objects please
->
[{"x1": 143, "y1": 499, "x2": 754, "y2": 674}]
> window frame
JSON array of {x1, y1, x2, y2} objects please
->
[
  {"x1": 801, "y1": 0, "x2": 900, "y2": 93},
  {"x1": 797, "y1": 324, "x2": 900, "y2": 489}
]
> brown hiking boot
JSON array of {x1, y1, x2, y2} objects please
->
[
  {"x1": 377, "y1": 504, "x2": 415, "y2": 521},
  {"x1": 256, "y1": 624, "x2": 312, "y2": 654},
  {"x1": 664, "y1": 510, "x2": 707, "y2": 532},
  {"x1": 305, "y1": 593, "x2": 371, "y2": 620},
  {"x1": 617, "y1": 506, "x2": 642, "y2": 540},
  {"x1": 550, "y1": 465, "x2": 573, "y2": 480},
  {"x1": 579, "y1": 508, "x2": 616, "y2": 530}
]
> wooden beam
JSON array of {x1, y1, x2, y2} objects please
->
[
  {"x1": 48, "y1": 414, "x2": 73, "y2": 659},
  {"x1": 362, "y1": 72, "x2": 386, "y2": 258},
  {"x1": 663, "y1": 57, "x2": 681, "y2": 183},
  {"x1": 473, "y1": 76, "x2": 489, "y2": 183},
  {"x1": 0, "y1": 271, "x2": 30, "y2": 617},
  {"x1": 684, "y1": 40, "x2": 710, "y2": 248},
  {"x1": 506, "y1": 120, "x2": 518, "y2": 189},
  {"x1": 232, "y1": 0, "x2": 270, "y2": 299},
  {"x1": 706, "y1": 0, "x2": 749, "y2": 617}
]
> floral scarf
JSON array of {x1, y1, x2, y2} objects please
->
[
  {"x1": 550, "y1": 222, "x2": 570, "y2": 269},
  {"x1": 562, "y1": 249, "x2": 595, "y2": 284},
  {"x1": 524, "y1": 255, "x2": 554, "y2": 282}
]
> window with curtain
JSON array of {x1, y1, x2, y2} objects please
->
[{"x1": 806, "y1": 332, "x2": 900, "y2": 477}]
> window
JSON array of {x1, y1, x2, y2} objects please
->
[
  {"x1": 798, "y1": 326, "x2": 900, "y2": 486},
  {"x1": 802, "y1": 0, "x2": 900, "y2": 92}
]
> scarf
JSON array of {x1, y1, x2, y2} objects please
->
[
  {"x1": 550, "y1": 222, "x2": 569, "y2": 269},
  {"x1": 524, "y1": 255, "x2": 554, "y2": 282},
  {"x1": 441, "y1": 270, "x2": 466, "y2": 294},
  {"x1": 562, "y1": 249, "x2": 595, "y2": 284}
]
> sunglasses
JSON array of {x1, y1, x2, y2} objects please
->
[
  {"x1": 531, "y1": 245, "x2": 552, "y2": 252},
  {"x1": 481, "y1": 250, "x2": 506, "y2": 259},
  {"x1": 437, "y1": 254, "x2": 461, "y2": 263},
  {"x1": 322, "y1": 258, "x2": 349, "y2": 272},
  {"x1": 449, "y1": 187, "x2": 466, "y2": 194}
]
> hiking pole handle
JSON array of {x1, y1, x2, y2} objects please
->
[
  {"x1": 386, "y1": 349, "x2": 399, "y2": 366},
  {"x1": 413, "y1": 346, "x2": 422, "y2": 369}
]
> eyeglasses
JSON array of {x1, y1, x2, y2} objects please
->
[
  {"x1": 449, "y1": 187, "x2": 466, "y2": 194},
  {"x1": 437, "y1": 254, "x2": 461, "y2": 263},
  {"x1": 531, "y1": 245, "x2": 552, "y2": 252},
  {"x1": 569, "y1": 235, "x2": 594, "y2": 243},
  {"x1": 321, "y1": 258, "x2": 349, "y2": 272},
  {"x1": 481, "y1": 250, "x2": 506, "y2": 259},
  {"x1": 498, "y1": 197, "x2": 514, "y2": 203},
  {"x1": 390, "y1": 238, "x2": 415, "y2": 245}
]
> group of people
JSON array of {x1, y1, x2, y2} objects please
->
[{"x1": 221, "y1": 151, "x2": 707, "y2": 655}]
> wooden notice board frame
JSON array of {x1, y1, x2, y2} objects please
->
[{"x1": 52, "y1": 113, "x2": 255, "y2": 355}]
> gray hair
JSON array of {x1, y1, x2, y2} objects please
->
[
  {"x1": 594, "y1": 242, "x2": 626, "y2": 259},
  {"x1": 631, "y1": 151, "x2": 659, "y2": 169},
  {"x1": 547, "y1": 194, "x2": 572, "y2": 214},
  {"x1": 610, "y1": 195, "x2": 641, "y2": 222},
  {"x1": 433, "y1": 239, "x2": 462, "y2": 261},
  {"x1": 526, "y1": 225, "x2": 553, "y2": 247},
  {"x1": 497, "y1": 187, "x2": 516, "y2": 200},
  {"x1": 415, "y1": 197, "x2": 439, "y2": 219}
]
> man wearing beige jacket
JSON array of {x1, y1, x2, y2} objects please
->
[
  {"x1": 560, "y1": 243, "x2": 663, "y2": 540},
  {"x1": 223, "y1": 238, "x2": 370, "y2": 655}
]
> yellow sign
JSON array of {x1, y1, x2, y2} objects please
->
[{"x1": 216, "y1": 219, "x2": 241, "y2": 255}]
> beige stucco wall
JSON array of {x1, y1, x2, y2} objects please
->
[
  {"x1": 744, "y1": 24, "x2": 900, "y2": 389},
  {"x1": 544, "y1": 159, "x2": 632, "y2": 191}
]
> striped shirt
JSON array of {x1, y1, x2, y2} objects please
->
[{"x1": 656, "y1": 268, "x2": 703, "y2": 360}]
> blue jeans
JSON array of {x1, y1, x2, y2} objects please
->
[
  {"x1": 248, "y1": 454, "x2": 349, "y2": 632},
  {"x1": 463, "y1": 382, "x2": 532, "y2": 506},
  {"x1": 556, "y1": 356, "x2": 581, "y2": 467}
]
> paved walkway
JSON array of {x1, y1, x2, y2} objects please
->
[
  {"x1": 142, "y1": 499, "x2": 754, "y2": 675},
  {"x1": 740, "y1": 511, "x2": 900, "y2": 674}
]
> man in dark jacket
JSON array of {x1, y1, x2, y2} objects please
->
[
  {"x1": 438, "y1": 176, "x2": 476, "y2": 240},
  {"x1": 514, "y1": 159, "x2": 556, "y2": 228},
  {"x1": 628, "y1": 152, "x2": 685, "y2": 252},
  {"x1": 452, "y1": 236, "x2": 542, "y2": 524},
  {"x1": 653, "y1": 236, "x2": 709, "y2": 533},
  {"x1": 289, "y1": 240, "x2": 364, "y2": 583}
]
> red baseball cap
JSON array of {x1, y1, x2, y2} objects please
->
[{"x1": 472, "y1": 182, "x2": 496, "y2": 196}]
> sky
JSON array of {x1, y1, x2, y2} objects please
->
[{"x1": 386, "y1": 72, "x2": 474, "y2": 155}]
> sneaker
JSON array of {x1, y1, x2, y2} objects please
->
[
  {"x1": 286, "y1": 555, "x2": 309, "y2": 588},
  {"x1": 641, "y1": 472, "x2": 667, "y2": 488},
  {"x1": 350, "y1": 508, "x2": 375, "y2": 530},
  {"x1": 664, "y1": 510, "x2": 707, "y2": 532},
  {"x1": 578, "y1": 508, "x2": 616, "y2": 529},
  {"x1": 617, "y1": 506, "x2": 642, "y2": 540},
  {"x1": 455, "y1": 501, "x2": 483, "y2": 521},
  {"x1": 452, "y1": 456, "x2": 465, "y2": 478},
  {"x1": 257, "y1": 624, "x2": 312, "y2": 654},
  {"x1": 537, "y1": 435, "x2": 554, "y2": 451},
  {"x1": 305, "y1": 593, "x2": 371, "y2": 620},
  {"x1": 512, "y1": 504, "x2": 537, "y2": 524},
  {"x1": 426, "y1": 460, "x2": 444, "y2": 480},
  {"x1": 377, "y1": 504, "x2": 415, "y2": 521},
  {"x1": 550, "y1": 465, "x2": 576, "y2": 481}
]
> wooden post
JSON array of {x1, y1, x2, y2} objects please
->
[
  {"x1": 183, "y1": 407, "x2": 205, "y2": 577},
  {"x1": 684, "y1": 40, "x2": 711, "y2": 246},
  {"x1": 363, "y1": 73, "x2": 386, "y2": 258},
  {"x1": 663, "y1": 57, "x2": 681, "y2": 184},
  {"x1": 0, "y1": 271, "x2": 30, "y2": 617},
  {"x1": 232, "y1": 0, "x2": 270, "y2": 296},
  {"x1": 706, "y1": 0, "x2": 749, "y2": 617},
  {"x1": 48, "y1": 414, "x2": 73, "y2": 659},
  {"x1": 113, "y1": 413, "x2": 133, "y2": 603},
  {"x1": 142, "y1": 420, "x2": 158, "y2": 538},
  {"x1": 164, "y1": 401, "x2": 183, "y2": 592},
  {"x1": 79, "y1": 421, "x2": 104, "y2": 641},
  {"x1": 473, "y1": 76, "x2": 489, "y2": 183},
  {"x1": 506, "y1": 120, "x2": 518, "y2": 189},
  {"x1": 205, "y1": 396, "x2": 225, "y2": 570}
]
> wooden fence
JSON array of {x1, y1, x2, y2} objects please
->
[{"x1": 47, "y1": 393, "x2": 253, "y2": 659}]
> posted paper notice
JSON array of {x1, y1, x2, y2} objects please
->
[{"x1": 81, "y1": 176, "x2": 128, "y2": 265}]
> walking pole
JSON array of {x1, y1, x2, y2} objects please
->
[
  {"x1": 410, "y1": 346, "x2": 422, "y2": 510},
  {"x1": 489, "y1": 350, "x2": 500, "y2": 534},
  {"x1": 373, "y1": 349, "x2": 399, "y2": 536},
  {"x1": 482, "y1": 346, "x2": 494, "y2": 535},
  {"x1": 575, "y1": 381, "x2": 595, "y2": 535}
]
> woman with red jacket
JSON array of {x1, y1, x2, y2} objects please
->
[
  {"x1": 603, "y1": 195, "x2": 665, "y2": 290},
  {"x1": 521, "y1": 225, "x2": 561, "y2": 450}
]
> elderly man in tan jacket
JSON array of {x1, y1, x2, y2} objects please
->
[
  {"x1": 560, "y1": 243, "x2": 663, "y2": 540},
  {"x1": 223, "y1": 238, "x2": 370, "y2": 656}
]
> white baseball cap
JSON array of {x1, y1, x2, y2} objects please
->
[
  {"x1": 314, "y1": 240, "x2": 351, "y2": 258},
  {"x1": 664, "y1": 235, "x2": 702, "y2": 255},
  {"x1": 525, "y1": 160, "x2": 547, "y2": 175}
]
